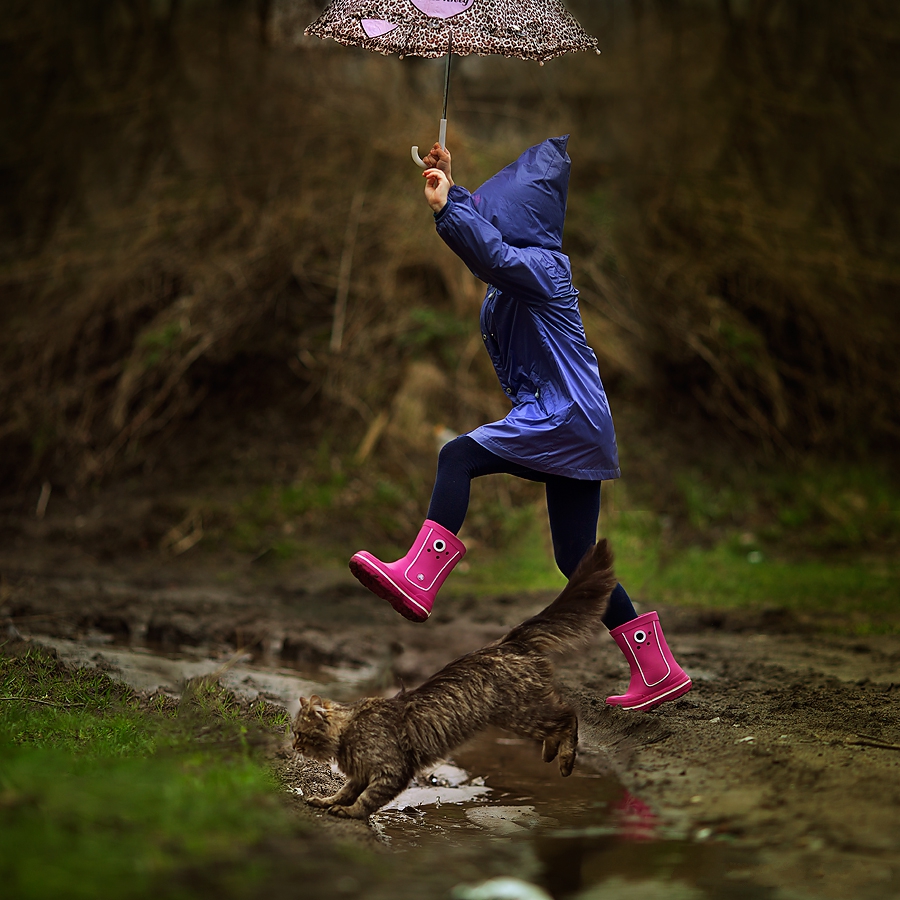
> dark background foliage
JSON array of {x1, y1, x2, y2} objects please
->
[{"x1": 1, "y1": 0, "x2": 897, "y2": 505}]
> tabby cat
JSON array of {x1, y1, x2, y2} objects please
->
[{"x1": 292, "y1": 539, "x2": 616, "y2": 819}]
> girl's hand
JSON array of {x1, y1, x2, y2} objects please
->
[
  {"x1": 422, "y1": 143, "x2": 453, "y2": 184},
  {"x1": 423, "y1": 167, "x2": 450, "y2": 213}
]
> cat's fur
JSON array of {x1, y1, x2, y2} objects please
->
[{"x1": 291, "y1": 539, "x2": 616, "y2": 819}]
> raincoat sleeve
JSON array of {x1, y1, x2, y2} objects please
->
[{"x1": 434, "y1": 193, "x2": 571, "y2": 304}]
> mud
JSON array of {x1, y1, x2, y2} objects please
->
[{"x1": 2, "y1": 551, "x2": 898, "y2": 900}]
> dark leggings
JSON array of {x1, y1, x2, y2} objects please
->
[{"x1": 426, "y1": 436, "x2": 637, "y2": 630}]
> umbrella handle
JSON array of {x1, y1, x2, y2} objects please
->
[{"x1": 411, "y1": 118, "x2": 448, "y2": 168}]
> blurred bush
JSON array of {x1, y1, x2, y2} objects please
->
[
  {"x1": 0, "y1": 0, "x2": 897, "y2": 508},
  {"x1": 603, "y1": 0, "x2": 900, "y2": 454},
  {"x1": 0, "y1": 0, "x2": 501, "y2": 495}
]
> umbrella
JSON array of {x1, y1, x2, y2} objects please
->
[{"x1": 304, "y1": 0, "x2": 600, "y2": 166}]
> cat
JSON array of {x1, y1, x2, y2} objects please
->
[{"x1": 291, "y1": 539, "x2": 616, "y2": 819}]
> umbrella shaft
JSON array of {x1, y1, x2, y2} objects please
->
[{"x1": 442, "y1": 49, "x2": 452, "y2": 123}]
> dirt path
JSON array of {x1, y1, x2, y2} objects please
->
[
  {"x1": 2, "y1": 553, "x2": 898, "y2": 899},
  {"x1": 575, "y1": 622, "x2": 900, "y2": 898}
]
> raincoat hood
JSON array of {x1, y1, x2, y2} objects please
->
[{"x1": 470, "y1": 135, "x2": 571, "y2": 251}]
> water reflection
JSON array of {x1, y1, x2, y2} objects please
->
[{"x1": 374, "y1": 729, "x2": 772, "y2": 900}]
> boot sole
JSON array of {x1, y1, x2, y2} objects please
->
[
  {"x1": 606, "y1": 677, "x2": 693, "y2": 711},
  {"x1": 349, "y1": 557, "x2": 430, "y2": 623}
]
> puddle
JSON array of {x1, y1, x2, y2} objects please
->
[
  {"x1": 382, "y1": 763, "x2": 492, "y2": 810},
  {"x1": 369, "y1": 730, "x2": 627, "y2": 847},
  {"x1": 367, "y1": 731, "x2": 772, "y2": 899}
]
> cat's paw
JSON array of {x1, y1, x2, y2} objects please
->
[
  {"x1": 542, "y1": 737, "x2": 560, "y2": 763},
  {"x1": 327, "y1": 804, "x2": 369, "y2": 820},
  {"x1": 558, "y1": 751, "x2": 576, "y2": 777},
  {"x1": 306, "y1": 795, "x2": 334, "y2": 808}
]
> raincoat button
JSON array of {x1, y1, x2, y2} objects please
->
[
  {"x1": 505, "y1": 388, "x2": 512, "y2": 394},
  {"x1": 482, "y1": 333, "x2": 488, "y2": 340}
]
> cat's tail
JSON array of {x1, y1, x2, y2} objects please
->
[{"x1": 501, "y1": 539, "x2": 617, "y2": 655}]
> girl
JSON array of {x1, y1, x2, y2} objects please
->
[{"x1": 349, "y1": 137, "x2": 690, "y2": 711}]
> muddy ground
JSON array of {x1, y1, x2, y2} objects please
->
[{"x1": 2, "y1": 540, "x2": 898, "y2": 900}]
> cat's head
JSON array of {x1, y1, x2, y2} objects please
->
[{"x1": 291, "y1": 695, "x2": 345, "y2": 761}]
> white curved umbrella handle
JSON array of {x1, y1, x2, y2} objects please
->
[{"x1": 412, "y1": 118, "x2": 447, "y2": 168}]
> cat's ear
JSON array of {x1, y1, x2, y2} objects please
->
[{"x1": 304, "y1": 695, "x2": 324, "y2": 717}]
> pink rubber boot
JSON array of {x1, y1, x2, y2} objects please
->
[
  {"x1": 606, "y1": 611, "x2": 692, "y2": 711},
  {"x1": 349, "y1": 520, "x2": 466, "y2": 623}
]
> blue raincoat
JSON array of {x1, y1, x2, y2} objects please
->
[{"x1": 433, "y1": 135, "x2": 621, "y2": 481}]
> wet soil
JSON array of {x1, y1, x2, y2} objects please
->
[{"x1": 2, "y1": 546, "x2": 898, "y2": 900}]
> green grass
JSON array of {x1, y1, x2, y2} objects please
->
[
  {"x1": 447, "y1": 503, "x2": 900, "y2": 635},
  {"x1": 0, "y1": 647, "x2": 364, "y2": 900},
  {"x1": 674, "y1": 462, "x2": 900, "y2": 552},
  {"x1": 451, "y1": 513, "x2": 568, "y2": 597},
  {"x1": 214, "y1": 457, "x2": 899, "y2": 634},
  {"x1": 2, "y1": 751, "x2": 288, "y2": 899},
  {"x1": 615, "y1": 535, "x2": 900, "y2": 634},
  {"x1": 228, "y1": 475, "x2": 349, "y2": 556}
]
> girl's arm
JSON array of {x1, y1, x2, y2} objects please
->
[{"x1": 433, "y1": 194, "x2": 570, "y2": 303}]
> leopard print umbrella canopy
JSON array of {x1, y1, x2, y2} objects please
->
[{"x1": 304, "y1": 0, "x2": 599, "y2": 61}]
